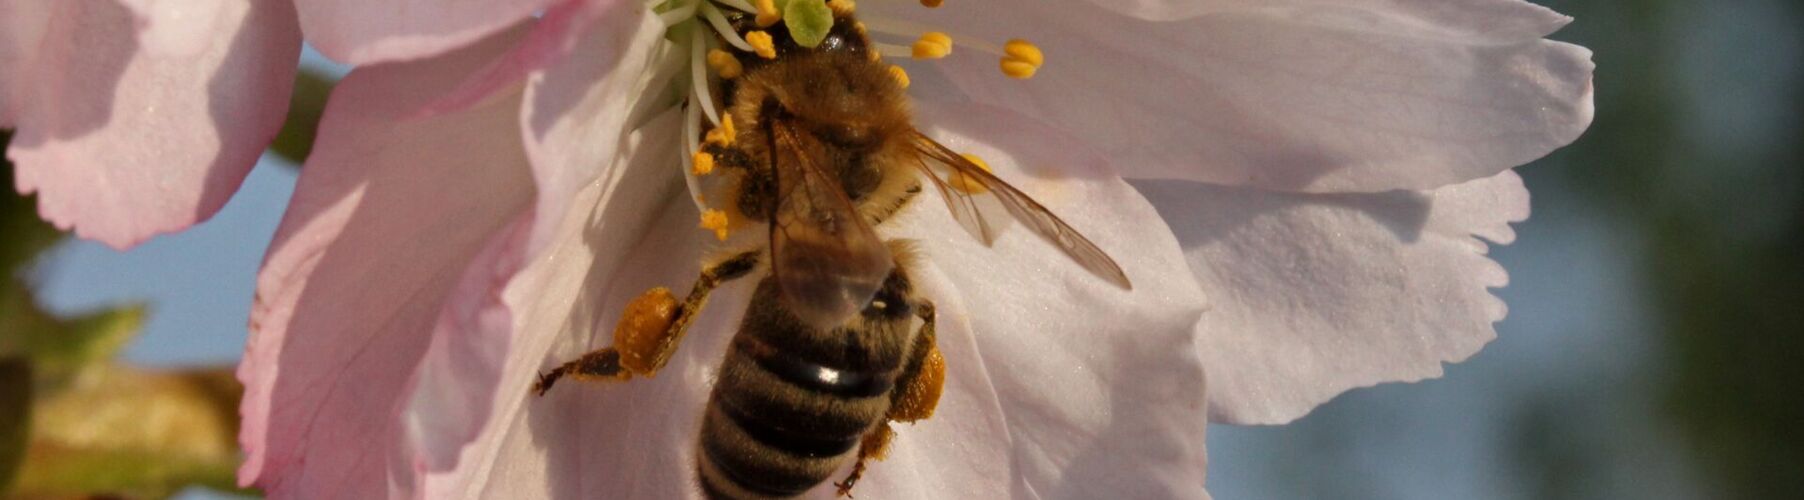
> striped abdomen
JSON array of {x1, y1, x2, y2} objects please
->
[{"x1": 697, "y1": 275, "x2": 919, "y2": 499}]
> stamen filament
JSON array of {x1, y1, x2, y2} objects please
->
[
  {"x1": 711, "y1": 0, "x2": 756, "y2": 14},
  {"x1": 688, "y1": 28, "x2": 722, "y2": 126},
  {"x1": 700, "y1": 2, "x2": 755, "y2": 52},
  {"x1": 681, "y1": 100, "x2": 708, "y2": 213},
  {"x1": 872, "y1": 43, "x2": 914, "y2": 59},
  {"x1": 658, "y1": 0, "x2": 701, "y2": 27}
]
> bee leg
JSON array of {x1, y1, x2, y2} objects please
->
[
  {"x1": 835, "y1": 424, "x2": 897, "y2": 498},
  {"x1": 835, "y1": 302, "x2": 945, "y2": 496},
  {"x1": 888, "y1": 301, "x2": 945, "y2": 422},
  {"x1": 533, "y1": 250, "x2": 761, "y2": 396}
]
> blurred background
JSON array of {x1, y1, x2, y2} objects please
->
[{"x1": 3, "y1": 0, "x2": 1801, "y2": 498}]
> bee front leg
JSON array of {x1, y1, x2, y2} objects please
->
[
  {"x1": 533, "y1": 250, "x2": 761, "y2": 396},
  {"x1": 835, "y1": 301, "x2": 945, "y2": 496}
]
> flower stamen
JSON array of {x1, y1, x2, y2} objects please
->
[
  {"x1": 911, "y1": 32, "x2": 952, "y2": 59},
  {"x1": 705, "y1": 114, "x2": 737, "y2": 147},
  {"x1": 920, "y1": 0, "x2": 943, "y2": 7},
  {"x1": 688, "y1": 28, "x2": 722, "y2": 125},
  {"x1": 699, "y1": 209, "x2": 732, "y2": 240},
  {"x1": 999, "y1": 39, "x2": 1044, "y2": 79},
  {"x1": 706, "y1": 48, "x2": 744, "y2": 79},
  {"x1": 700, "y1": 3, "x2": 756, "y2": 52},
  {"x1": 951, "y1": 153, "x2": 992, "y2": 194},
  {"x1": 827, "y1": 0, "x2": 856, "y2": 16},
  {"x1": 754, "y1": 0, "x2": 781, "y2": 27},
  {"x1": 888, "y1": 65, "x2": 911, "y2": 89},
  {"x1": 693, "y1": 151, "x2": 717, "y2": 175},
  {"x1": 746, "y1": 30, "x2": 777, "y2": 59}
]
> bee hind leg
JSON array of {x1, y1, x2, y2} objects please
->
[
  {"x1": 533, "y1": 250, "x2": 761, "y2": 396},
  {"x1": 835, "y1": 301, "x2": 945, "y2": 496}
]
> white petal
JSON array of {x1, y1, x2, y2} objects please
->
[
  {"x1": 434, "y1": 99, "x2": 1214, "y2": 497},
  {"x1": 881, "y1": 102, "x2": 1212, "y2": 498},
  {"x1": 874, "y1": 0, "x2": 1593, "y2": 192},
  {"x1": 1134, "y1": 171, "x2": 1529, "y2": 425},
  {"x1": 520, "y1": 9, "x2": 675, "y2": 254}
]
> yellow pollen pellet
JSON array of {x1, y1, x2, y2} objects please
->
[
  {"x1": 828, "y1": 0, "x2": 856, "y2": 15},
  {"x1": 706, "y1": 48, "x2": 743, "y2": 79},
  {"x1": 746, "y1": 30, "x2": 777, "y2": 59},
  {"x1": 692, "y1": 151, "x2": 716, "y2": 175},
  {"x1": 912, "y1": 32, "x2": 952, "y2": 59},
  {"x1": 699, "y1": 209, "x2": 731, "y2": 240},
  {"x1": 920, "y1": 0, "x2": 943, "y2": 7},
  {"x1": 951, "y1": 153, "x2": 992, "y2": 194},
  {"x1": 754, "y1": 0, "x2": 781, "y2": 27},
  {"x1": 1000, "y1": 39, "x2": 1044, "y2": 79},
  {"x1": 888, "y1": 65, "x2": 910, "y2": 89},
  {"x1": 705, "y1": 114, "x2": 737, "y2": 147}
]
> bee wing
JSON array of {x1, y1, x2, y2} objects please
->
[
  {"x1": 913, "y1": 132, "x2": 1132, "y2": 290},
  {"x1": 768, "y1": 120, "x2": 895, "y2": 327}
]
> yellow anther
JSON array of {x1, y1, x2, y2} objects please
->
[
  {"x1": 706, "y1": 48, "x2": 743, "y2": 79},
  {"x1": 692, "y1": 151, "x2": 716, "y2": 176},
  {"x1": 920, "y1": 0, "x2": 943, "y2": 7},
  {"x1": 754, "y1": 0, "x2": 781, "y2": 27},
  {"x1": 854, "y1": 21, "x2": 867, "y2": 36},
  {"x1": 951, "y1": 153, "x2": 992, "y2": 194},
  {"x1": 705, "y1": 114, "x2": 737, "y2": 147},
  {"x1": 746, "y1": 31, "x2": 777, "y2": 59},
  {"x1": 888, "y1": 65, "x2": 910, "y2": 89},
  {"x1": 827, "y1": 0, "x2": 855, "y2": 16},
  {"x1": 1004, "y1": 39, "x2": 1044, "y2": 67},
  {"x1": 912, "y1": 32, "x2": 952, "y2": 59},
  {"x1": 1000, "y1": 39, "x2": 1044, "y2": 79},
  {"x1": 699, "y1": 209, "x2": 731, "y2": 240}
]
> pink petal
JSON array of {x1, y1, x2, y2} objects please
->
[
  {"x1": 1135, "y1": 171, "x2": 1530, "y2": 425},
  {"x1": 6, "y1": 0, "x2": 299, "y2": 248},
  {"x1": 296, "y1": 0, "x2": 560, "y2": 65},
  {"x1": 878, "y1": 0, "x2": 1593, "y2": 192},
  {"x1": 431, "y1": 109, "x2": 706, "y2": 499},
  {"x1": 419, "y1": 0, "x2": 625, "y2": 118},
  {"x1": 0, "y1": 0, "x2": 52, "y2": 127},
  {"x1": 236, "y1": 24, "x2": 536, "y2": 498}
]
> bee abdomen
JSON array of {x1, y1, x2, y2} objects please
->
[{"x1": 697, "y1": 335, "x2": 897, "y2": 499}]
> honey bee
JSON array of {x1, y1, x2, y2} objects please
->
[{"x1": 532, "y1": 6, "x2": 1130, "y2": 499}]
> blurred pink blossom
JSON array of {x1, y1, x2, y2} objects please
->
[
  {"x1": 2, "y1": 0, "x2": 301, "y2": 248},
  {"x1": 235, "y1": 0, "x2": 1593, "y2": 498}
]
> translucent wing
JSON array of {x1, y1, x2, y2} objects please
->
[
  {"x1": 913, "y1": 133, "x2": 1132, "y2": 290},
  {"x1": 768, "y1": 120, "x2": 895, "y2": 328}
]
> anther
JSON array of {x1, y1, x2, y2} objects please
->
[
  {"x1": 951, "y1": 153, "x2": 992, "y2": 194},
  {"x1": 920, "y1": 0, "x2": 943, "y2": 7},
  {"x1": 747, "y1": 30, "x2": 777, "y2": 59},
  {"x1": 700, "y1": 209, "x2": 731, "y2": 240},
  {"x1": 888, "y1": 65, "x2": 911, "y2": 89},
  {"x1": 692, "y1": 151, "x2": 716, "y2": 176},
  {"x1": 754, "y1": 0, "x2": 781, "y2": 27},
  {"x1": 828, "y1": 0, "x2": 855, "y2": 15},
  {"x1": 706, "y1": 48, "x2": 743, "y2": 79},
  {"x1": 912, "y1": 32, "x2": 952, "y2": 59},
  {"x1": 1000, "y1": 39, "x2": 1044, "y2": 79},
  {"x1": 705, "y1": 114, "x2": 736, "y2": 147}
]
